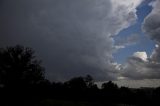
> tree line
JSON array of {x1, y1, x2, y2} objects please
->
[{"x1": 0, "y1": 45, "x2": 160, "y2": 106}]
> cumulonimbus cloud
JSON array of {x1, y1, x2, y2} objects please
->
[{"x1": 0, "y1": 0, "x2": 143, "y2": 81}]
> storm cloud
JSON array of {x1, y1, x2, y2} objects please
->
[
  {"x1": 120, "y1": 0, "x2": 160, "y2": 80},
  {"x1": 142, "y1": 0, "x2": 160, "y2": 63},
  {"x1": 0, "y1": 0, "x2": 143, "y2": 81},
  {"x1": 120, "y1": 55, "x2": 160, "y2": 80}
]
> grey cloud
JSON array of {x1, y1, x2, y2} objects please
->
[
  {"x1": 114, "y1": 79, "x2": 160, "y2": 88},
  {"x1": 0, "y1": 0, "x2": 142, "y2": 81},
  {"x1": 150, "y1": 45, "x2": 160, "y2": 62},
  {"x1": 143, "y1": 13, "x2": 160, "y2": 41},
  {"x1": 121, "y1": 56, "x2": 160, "y2": 80},
  {"x1": 142, "y1": 0, "x2": 160, "y2": 41},
  {"x1": 142, "y1": 0, "x2": 160, "y2": 62},
  {"x1": 119, "y1": 0, "x2": 160, "y2": 80}
]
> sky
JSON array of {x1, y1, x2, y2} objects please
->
[{"x1": 0, "y1": 0, "x2": 160, "y2": 87}]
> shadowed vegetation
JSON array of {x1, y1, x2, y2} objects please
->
[{"x1": 0, "y1": 45, "x2": 160, "y2": 106}]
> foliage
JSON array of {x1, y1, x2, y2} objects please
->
[
  {"x1": 0, "y1": 45, "x2": 160, "y2": 106},
  {"x1": 0, "y1": 45, "x2": 44, "y2": 87}
]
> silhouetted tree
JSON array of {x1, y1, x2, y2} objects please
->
[
  {"x1": 1, "y1": 45, "x2": 159, "y2": 106},
  {"x1": 102, "y1": 81, "x2": 118, "y2": 90},
  {"x1": 65, "y1": 77, "x2": 87, "y2": 90},
  {"x1": 119, "y1": 87, "x2": 134, "y2": 104},
  {"x1": 101, "y1": 81, "x2": 119, "y2": 103},
  {"x1": 85, "y1": 75, "x2": 94, "y2": 88},
  {"x1": 0, "y1": 45, "x2": 45, "y2": 88}
]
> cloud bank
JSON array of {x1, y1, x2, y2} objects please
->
[{"x1": 0, "y1": 0, "x2": 143, "y2": 81}]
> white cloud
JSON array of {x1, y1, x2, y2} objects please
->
[{"x1": 133, "y1": 51, "x2": 148, "y2": 62}]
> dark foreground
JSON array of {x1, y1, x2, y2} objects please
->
[
  {"x1": 0, "y1": 46, "x2": 160, "y2": 106},
  {"x1": 1, "y1": 80, "x2": 160, "y2": 106}
]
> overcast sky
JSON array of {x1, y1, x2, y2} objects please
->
[{"x1": 0, "y1": 0, "x2": 160, "y2": 87}]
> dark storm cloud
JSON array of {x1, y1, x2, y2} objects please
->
[
  {"x1": 0, "y1": 0, "x2": 142, "y2": 81},
  {"x1": 142, "y1": 0, "x2": 160, "y2": 42},
  {"x1": 142, "y1": 0, "x2": 160, "y2": 62}
]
